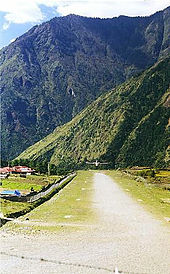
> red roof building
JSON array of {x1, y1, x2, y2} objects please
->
[
  {"x1": 0, "y1": 166, "x2": 35, "y2": 174},
  {"x1": 12, "y1": 166, "x2": 35, "y2": 174},
  {"x1": 0, "y1": 167, "x2": 13, "y2": 174}
]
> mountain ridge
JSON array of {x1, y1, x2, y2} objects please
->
[
  {"x1": 1, "y1": 7, "x2": 170, "y2": 159},
  {"x1": 17, "y1": 56, "x2": 170, "y2": 168}
]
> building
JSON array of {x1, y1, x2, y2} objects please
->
[
  {"x1": 0, "y1": 167, "x2": 13, "y2": 174},
  {"x1": 0, "y1": 166, "x2": 35, "y2": 176},
  {"x1": 11, "y1": 166, "x2": 35, "y2": 175}
]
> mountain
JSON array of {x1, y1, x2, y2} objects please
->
[
  {"x1": 17, "y1": 56, "x2": 170, "y2": 169},
  {"x1": 1, "y1": 7, "x2": 170, "y2": 159}
]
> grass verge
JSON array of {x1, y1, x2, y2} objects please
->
[
  {"x1": 0, "y1": 174, "x2": 72, "y2": 219},
  {"x1": 104, "y1": 170, "x2": 170, "y2": 223},
  {"x1": 2, "y1": 171, "x2": 95, "y2": 233}
]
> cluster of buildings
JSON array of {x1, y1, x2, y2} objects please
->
[{"x1": 0, "y1": 166, "x2": 35, "y2": 178}]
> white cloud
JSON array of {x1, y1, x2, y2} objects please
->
[
  {"x1": 0, "y1": 0, "x2": 169, "y2": 30},
  {"x1": 57, "y1": 0, "x2": 170, "y2": 18},
  {"x1": 2, "y1": 21, "x2": 10, "y2": 30}
]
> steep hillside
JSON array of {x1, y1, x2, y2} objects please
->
[
  {"x1": 1, "y1": 7, "x2": 170, "y2": 159},
  {"x1": 17, "y1": 57, "x2": 170, "y2": 168}
]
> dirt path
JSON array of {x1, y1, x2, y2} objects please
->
[{"x1": 0, "y1": 172, "x2": 170, "y2": 273}]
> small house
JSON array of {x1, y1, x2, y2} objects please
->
[
  {"x1": 11, "y1": 166, "x2": 35, "y2": 175},
  {"x1": 0, "y1": 166, "x2": 35, "y2": 176}
]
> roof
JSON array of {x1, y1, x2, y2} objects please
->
[
  {"x1": 0, "y1": 166, "x2": 35, "y2": 173},
  {"x1": 0, "y1": 167, "x2": 13, "y2": 173},
  {"x1": 1, "y1": 190, "x2": 21, "y2": 196},
  {"x1": 13, "y1": 166, "x2": 35, "y2": 173}
]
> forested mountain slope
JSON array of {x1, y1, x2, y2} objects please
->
[
  {"x1": 18, "y1": 57, "x2": 170, "y2": 168},
  {"x1": 1, "y1": 7, "x2": 170, "y2": 159}
]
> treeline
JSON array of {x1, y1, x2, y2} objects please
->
[
  {"x1": 1, "y1": 158, "x2": 75, "y2": 176},
  {"x1": 1, "y1": 157, "x2": 112, "y2": 175}
]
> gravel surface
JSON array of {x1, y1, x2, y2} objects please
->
[{"x1": 0, "y1": 173, "x2": 170, "y2": 274}]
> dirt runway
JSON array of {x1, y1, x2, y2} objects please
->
[{"x1": 1, "y1": 173, "x2": 170, "y2": 273}]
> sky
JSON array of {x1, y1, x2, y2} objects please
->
[{"x1": 0, "y1": 0, "x2": 170, "y2": 49}]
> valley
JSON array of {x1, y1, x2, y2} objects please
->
[{"x1": 0, "y1": 5, "x2": 170, "y2": 273}]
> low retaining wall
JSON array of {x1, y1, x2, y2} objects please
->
[
  {"x1": 1, "y1": 173, "x2": 76, "y2": 203},
  {"x1": 27, "y1": 174, "x2": 76, "y2": 202},
  {"x1": 0, "y1": 173, "x2": 76, "y2": 226}
]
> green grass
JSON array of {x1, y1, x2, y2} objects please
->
[
  {"x1": 1, "y1": 174, "x2": 60, "y2": 192},
  {"x1": 104, "y1": 170, "x2": 170, "y2": 222},
  {"x1": 0, "y1": 174, "x2": 60, "y2": 217},
  {"x1": 22, "y1": 171, "x2": 94, "y2": 223},
  {"x1": 0, "y1": 199, "x2": 33, "y2": 217},
  {"x1": 2, "y1": 171, "x2": 95, "y2": 232},
  {"x1": 156, "y1": 170, "x2": 170, "y2": 176},
  {"x1": 2, "y1": 169, "x2": 169, "y2": 234},
  {"x1": 155, "y1": 170, "x2": 170, "y2": 180}
]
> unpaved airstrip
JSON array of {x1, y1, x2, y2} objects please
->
[{"x1": 1, "y1": 172, "x2": 170, "y2": 273}]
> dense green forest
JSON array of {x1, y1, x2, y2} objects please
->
[
  {"x1": 17, "y1": 57, "x2": 170, "y2": 169},
  {"x1": 1, "y1": 7, "x2": 170, "y2": 159}
]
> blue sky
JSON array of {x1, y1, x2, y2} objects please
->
[
  {"x1": 0, "y1": 0, "x2": 169, "y2": 49},
  {"x1": 0, "y1": 4, "x2": 60, "y2": 49}
]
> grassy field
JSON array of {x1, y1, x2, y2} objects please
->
[
  {"x1": 127, "y1": 169, "x2": 170, "y2": 185},
  {"x1": 104, "y1": 170, "x2": 170, "y2": 223},
  {"x1": 156, "y1": 170, "x2": 170, "y2": 178},
  {"x1": 0, "y1": 199, "x2": 33, "y2": 218},
  {"x1": 0, "y1": 174, "x2": 60, "y2": 218},
  {"x1": 2, "y1": 171, "x2": 95, "y2": 233},
  {"x1": 1, "y1": 174, "x2": 60, "y2": 193},
  {"x1": 25, "y1": 171, "x2": 94, "y2": 223}
]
